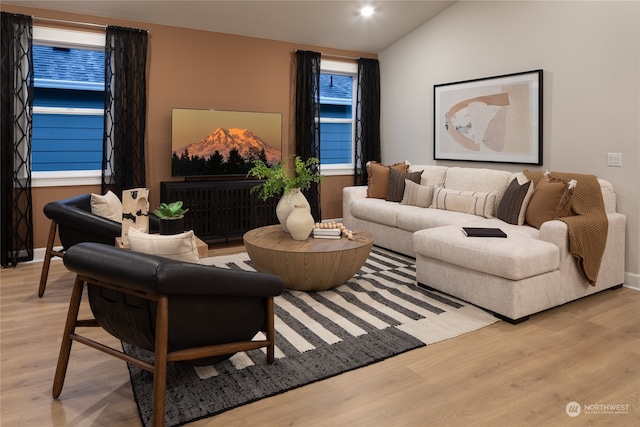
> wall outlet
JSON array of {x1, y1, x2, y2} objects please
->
[{"x1": 607, "y1": 152, "x2": 622, "y2": 167}]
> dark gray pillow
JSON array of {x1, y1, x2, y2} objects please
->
[
  {"x1": 387, "y1": 169, "x2": 423, "y2": 202},
  {"x1": 497, "y1": 178, "x2": 532, "y2": 225}
]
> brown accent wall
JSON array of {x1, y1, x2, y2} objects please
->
[
  {"x1": 320, "y1": 175, "x2": 357, "y2": 221},
  {"x1": 2, "y1": 4, "x2": 374, "y2": 248}
]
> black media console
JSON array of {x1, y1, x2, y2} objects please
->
[{"x1": 160, "y1": 179, "x2": 278, "y2": 243}]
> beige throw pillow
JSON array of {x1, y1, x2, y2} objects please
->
[
  {"x1": 400, "y1": 180, "x2": 434, "y2": 208},
  {"x1": 433, "y1": 187, "x2": 497, "y2": 218},
  {"x1": 127, "y1": 227, "x2": 200, "y2": 263},
  {"x1": 90, "y1": 190, "x2": 122, "y2": 223}
]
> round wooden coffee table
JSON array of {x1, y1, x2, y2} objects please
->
[{"x1": 243, "y1": 224, "x2": 373, "y2": 291}]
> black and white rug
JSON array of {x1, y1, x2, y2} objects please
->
[{"x1": 123, "y1": 247, "x2": 498, "y2": 427}]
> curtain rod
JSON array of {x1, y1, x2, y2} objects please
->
[
  {"x1": 322, "y1": 53, "x2": 359, "y2": 61},
  {"x1": 295, "y1": 50, "x2": 360, "y2": 61},
  {"x1": 33, "y1": 16, "x2": 106, "y2": 30}
]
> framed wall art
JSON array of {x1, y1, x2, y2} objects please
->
[{"x1": 434, "y1": 69, "x2": 543, "y2": 165}]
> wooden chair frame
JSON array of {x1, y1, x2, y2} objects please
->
[
  {"x1": 38, "y1": 220, "x2": 64, "y2": 297},
  {"x1": 53, "y1": 274, "x2": 276, "y2": 427}
]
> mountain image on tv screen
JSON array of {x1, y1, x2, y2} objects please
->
[{"x1": 171, "y1": 109, "x2": 282, "y2": 177}]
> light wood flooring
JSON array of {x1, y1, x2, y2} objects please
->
[{"x1": 1, "y1": 242, "x2": 638, "y2": 426}]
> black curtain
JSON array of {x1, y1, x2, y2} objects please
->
[
  {"x1": 354, "y1": 58, "x2": 381, "y2": 185},
  {"x1": 0, "y1": 12, "x2": 34, "y2": 266},
  {"x1": 102, "y1": 26, "x2": 148, "y2": 196},
  {"x1": 294, "y1": 50, "x2": 321, "y2": 221}
]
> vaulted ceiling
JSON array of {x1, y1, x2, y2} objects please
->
[{"x1": 4, "y1": 1, "x2": 455, "y2": 53}]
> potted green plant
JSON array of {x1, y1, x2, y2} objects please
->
[
  {"x1": 247, "y1": 155, "x2": 323, "y2": 232},
  {"x1": 247, "y1": 155, "x2": 323, "y2": 200},
  {"x1": 154, "y1": 201, "x2": 189, "y2": 235}
]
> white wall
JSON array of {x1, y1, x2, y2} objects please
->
[{"x1": 379, "y1": 1, "x2": 639, "y2": 285}]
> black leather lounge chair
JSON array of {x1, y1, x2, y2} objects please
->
[
  {"x1": 53, "y1": 242, "x2": 284, "y2": 427},
  {"x1": 38, "y1": 194, "x2": 158, "y2": 297}
]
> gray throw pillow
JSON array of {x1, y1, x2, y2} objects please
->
[
  {"x1": 497, "y1": 178, "x2": 532, "y2": 225},
  {"x1": 387, "y1": 168, "x2": 423, "y2": 202}
]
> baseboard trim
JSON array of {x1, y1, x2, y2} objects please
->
[
  {"x1": 25, "y1": 246, "x2": 63, "y2": 264},
  {"x1": 623, "y1": 272, "x2": 640, "y2": 291}
]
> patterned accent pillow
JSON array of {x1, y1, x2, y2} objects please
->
[
  {"x1": 387, "y1": 168, "x2": 423, "y2": 202},
  {"x1": 400, "y1": 180, "x2": 434, "y2": 208},
  {"x1": 90, "y1": 190, "x2": 122, "y2": 223},
  {"x1": 366, "y1": 161, "x2": 409, "y2": 199},
  {"x1": 496, "y1": 176, "x2": 533, "y2": 225},
  {"x1": 433, "y1": 187, "x2": 497, "y2": 218},
  {"x1": 127, "y1": 227, "x2": 200, "y2": 263}
]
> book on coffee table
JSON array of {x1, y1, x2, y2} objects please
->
[
  {"x1": 313, "y1": 228, "x2": 341, "y2": 237},
  {"x1": 462, "y1": 227, "x2": 507, "y2": 238},
  {"x1": 313, "y1": 234, "x2": 341, "y2": 240}
]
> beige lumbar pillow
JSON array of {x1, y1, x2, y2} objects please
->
[
  {"x1": 433, "y1": 187, "x2": 497, "y2": 218},
  {"x1": 90, "y1": 190, "x2": 122, "y2": 222},
  {"x1": 127, "y1": 227, "x2": 200, "y2": 263}
]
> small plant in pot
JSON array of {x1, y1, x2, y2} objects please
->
[
  {"x1": 247, "y1": 155, "x2": 323, "y2": 232},
  {"x1": 154, "y1": 201, "x2": 189, "y2": 235}
]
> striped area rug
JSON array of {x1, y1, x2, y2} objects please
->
[{"x1": 124, "y1": 247, "x2": 498, "y2": 427}]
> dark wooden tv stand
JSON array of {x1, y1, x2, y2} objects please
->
[{"x1": 160, "y1": 179, "x2": 278, "y2": 243}]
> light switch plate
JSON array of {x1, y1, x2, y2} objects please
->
[{"x1": 607, "y1": 153, "x2": 622, "y2": 167}]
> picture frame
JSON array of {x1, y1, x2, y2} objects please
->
[{"x1": 434, "y1": 69, "x2": 543, "y2": 165}]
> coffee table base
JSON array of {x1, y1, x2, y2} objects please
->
[{"x1": 243, "y1": 225, "x2": 373, "y2": 291}]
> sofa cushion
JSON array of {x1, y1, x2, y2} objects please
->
[
  {"x1": 413, "y1": 225, "x2": 560, "y2": 280},
  {"x1": 409, "y1": 165, "x2": 448, "y2": 187},
  {"x1": 496, "y1": 173, "x2": 534, "y2": 225},
  {"x1": 90, "y1": 190, "x2": 122, "y2": 223},
  {"x1": 525, "y1": 174, "x2": 575, "y2": 229},
  {"x1": 396, "y1": 207, "x2": 480, "y2": 232},
  {"x1": 127, "y1": 227, "x2": 200, "y2": 263},
  {"x1": 432, "y1": 187, "x2": 497, "y2": 218},
  {"x1": 400, "y1": 180, "x2": 434, "y2": 208},
  {"x1": 350, "y1": 198, "x2": 399, "y2": 227},
  {"x1": 443, "y1": 167, "x2": 512, "y2": 211},
  {"x1": 366, "y1": 161, "x2": 409, "y2": 199},
  {"x1": 387, "y1": 168, "x2": 423, "y2": 202}
]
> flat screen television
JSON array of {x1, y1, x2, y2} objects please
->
[{"x1": 171, "y1": 109, "x2": 282, "y2": 178}]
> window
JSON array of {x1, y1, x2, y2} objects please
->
[
  {"x1": 318, "y1": 60, "x2": 357, "y2": 176},
  {"x1": 32, "y1": 27, "x2": 105, "y2": 187}
]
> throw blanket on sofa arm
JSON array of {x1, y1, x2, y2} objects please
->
[{"x1": 524, "y1": 171, "x2": 608, "y2": 286}]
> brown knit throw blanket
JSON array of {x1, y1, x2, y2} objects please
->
[{"x1": 524, "y1": 170, "x2": 608, "y2": 286}]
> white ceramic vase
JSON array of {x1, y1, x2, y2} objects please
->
[
  {"x1": 286, "y1": 204, "x2": 315, "y2": 240},
  {"x1": 276, "y1": 188, "x2": 310, "y2": 233}
]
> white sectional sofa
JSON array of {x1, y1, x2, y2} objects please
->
[{"x1": 342, "y1": 165, "x2": 626, "y2": 323}]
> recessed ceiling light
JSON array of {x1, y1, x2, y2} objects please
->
[{"x1": 360, "y1": 6, "x2": 375, "y2": 18}]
